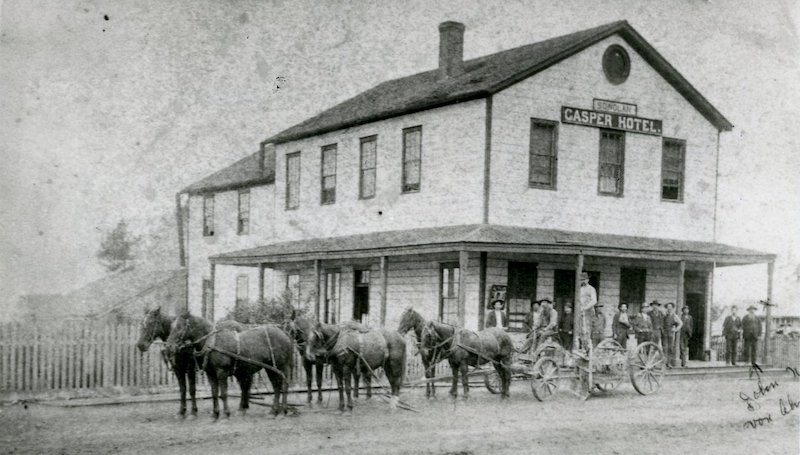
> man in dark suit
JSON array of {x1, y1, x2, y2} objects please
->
[
  {"x1": 560, "y1": 303, "x2": 574, "y2": 350},
  {"x1": 742, "y1": 305, "x2": 762, "y2": 365},
  {"x1": 679, "y1": 306, "x2": 693, "y2": 367},
  {"x1": 648, "y1": 300, "x2": 664, "y2": 348},
  {"x1": 612, "y1": 303, "x2": 632, "y2": 348},
  {"x1": 485, "y1": 300, "x2": 508, "y2": 330},
  {"x1": 722, "y1": 306, "x2": 742, "y2": 365}
]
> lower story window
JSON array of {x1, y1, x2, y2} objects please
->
[{"x1": 439, "y1": 263, "x2": 459, "y2": 324}]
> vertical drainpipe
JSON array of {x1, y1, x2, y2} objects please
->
[{"x1": 175, "y1": 191, "x2": 188, "y2": 311}]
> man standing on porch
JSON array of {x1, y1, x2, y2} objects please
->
[
  {"x1": 663, "y1": 302, "x2": 683, "y2": 369},
  {"x1": 680, "y1": 306, "x2": 694, "y2": 367},
  {"x1": 723, "y1": 306, "x2": 742, "y2": 365},
  {"x1": 649, "y1": 301, "x2": 664, "y2": 348},
  {"x1": 578, "y1": 272, "x2": 597, "y2": 351},
  {"x1": 485, "y1": 300, "x2": 509, "y2": 330},
  {"x1": 742, "y1": 305, "x2": 762, "y2": 365}
]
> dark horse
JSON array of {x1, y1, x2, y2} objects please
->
[
  {"x1": 397, "y1": 307, "x2": 440, "y2": 398},
  {"x1": 421, "y1": 321, "x2": 513, "y2": 398},
  {"x1": 282, "y1": 311, "x2": 329, "y2": 406},
  {"x1": 306, "y1": 322, "x2": 406, "y2": 412},
  {"x1": 166, "y1": 313, "x2": 293, "y2": 418},
  {"x1": 136, "y1": 307, "x2": 200, "y2": 418}
]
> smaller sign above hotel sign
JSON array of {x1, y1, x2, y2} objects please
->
[
  {"x1": 593, "y1": 98, "x2": 637, "y2": 116},
  {"x1": 561, "y1": 106, "x2": 663, "y2": 136}
]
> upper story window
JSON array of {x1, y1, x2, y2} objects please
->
[
  {"x1": 402, "y1": 126, "x2": 422, "y2": 193},
  {"x1": 598, "y1": 129, "x2": 625, "y2": 196},
  {"x1": 286, "y1": 152, "x2": 301, "y2": 210},
  {"x1": 320, "y1": 144, "x2": 337, "y2": 205},
  {"x1": 203, "y1": 194, "x2": 214, "y2": 236},
  {"x1": 359, "y1": 136, "x2": 377, "y2": 199},
  {"x1": 237, "y1": 189, "x2": 250, "y2": 235},
  {"x1": 661, "y1": 138, "x2": 686, "y2": 202},
  {"x1": 529, "y1": 119, "x2": 558, "y2": 189}
]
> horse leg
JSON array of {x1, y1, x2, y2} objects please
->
[
  {"x1": 315, "y1": 360, "x2": 324, "y2": 404},
  {"x1": 176, "y1": 368, "x2": 187, "y2": 418},
  {"x1": 449, "y1": 359, "x2": 458, "y2": 398},
  {"x1": 218, "y1": 370, "x2": 231, "y2": 419},
  {"x1": 187, "y1": 363, "x2": 198, "y2": 417},
  {"x1": 333, "y1": 363, "x2": 345, "y2": 412},
  {"x1": 423, "y1": 357, "x2": 434, "y2": 399},
  {"x1": 352, "y1": 361, "x2": 360, "y2": 399},
  {"x1": 494, "y1": 361, "x2": 508, "y2": 399},
  {"x1": 282, "y1": 366, "x2": 290, "y2": 415},
  {"x1": 304, "y1": 360, "x2": 313, "y2": 405},
  {"x1": 363, "y1": 364, "x2": 372, "y2": 400},
  {"x1": 237, "y1": 372, "x2": 252, "y2": 417},
  {"x1": 266, "y1": 370, "x2": 282, "y2": 416},
  {"x1": 460, "y1": 363, "x2": 470, "y2": 400},
  {"x1": 343, "y1": 363, "x2": 354, "y2": 411},
  {"x1": 208, "y1": 369, "x2": 220, "y2": 420}
]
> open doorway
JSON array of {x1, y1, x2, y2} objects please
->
[
  {"x1": 685, "y1": 271, "x2": 707, "y2": 361},
  {"x1": 353, "y1": 269, "x2": 370, "y2": 324}
]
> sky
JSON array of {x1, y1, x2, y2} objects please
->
[{"x1": 1, "y1": 0, "x2": 799, "y2": 318}]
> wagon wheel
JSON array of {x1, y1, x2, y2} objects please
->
[
  {"x1": 629, "y1": 341, "x2": 666, "y2": 395},
  {"x1": 590, "y1": 339, "x2": 627, "y2": 394},
  {"x1": 484, "y1": 371, "x2": 500, "y2": 394},
  {"x1": 531, "y1": 357, "x2": 560, "y2": 401}
]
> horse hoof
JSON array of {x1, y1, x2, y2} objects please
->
[
  {"x1": 187, "y1": 414, "x2": 197, "y2": 421},
  {"x1": 212, "y1": 412, "x2": 220, "y2": 421}
]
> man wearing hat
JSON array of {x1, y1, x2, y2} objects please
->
[
  {"x1": 663, "y1": 302, "x2": 682, "y2": 368},
  {"x1": 533, "y1": 298, "x2": 558, "y2": 353},
  {"x1": 722, "y1": 305, "x2": 742, "y2": 365},
  {"x1": 741, "y1": 305, "x2": 762, "y2": 365},
  {"x1": 485, "y1": 299, "x2": 508, "y2": 330},
  {"x1": 648, "y1": 300, "x2": 664, "y2": 348},
  {"x1": 679, "y1": 305, "x2": 694, "y2": 367},
  {"x1": 578, "y1": 272, "x2": 597, "y2": 351}
]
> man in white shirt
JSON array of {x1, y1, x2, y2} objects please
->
[{"x1": 578, "y1": 272, "x2": 597, "y2": 351}]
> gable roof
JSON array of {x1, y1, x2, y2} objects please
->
[
  {"x1": 182, "y1": 148, "x2": 275, "y2": 195},
  {"x1": 265, "y1": 20, "x2": 732, "y2": 146},
  {"x1": 211, "y1": 224, "x2": 772, "y2": 267}
]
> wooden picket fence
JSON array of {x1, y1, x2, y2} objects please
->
[{"x1": 0, "y1": 320, "x2": 446, "y2": 394}]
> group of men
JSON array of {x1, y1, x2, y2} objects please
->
[
  {"x1": 611, "y1": 300, "x2": 694, "y2": 368},
  {"x1": 722, "y1": 305, "x2": 762, "y2": 365}
]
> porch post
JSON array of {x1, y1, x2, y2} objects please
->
[
  {"x1": 676, "y1": 260, "x2": 686, "y2": 310},
  {"x1": 379, "y1": 256, "x2": 388, "y2": 326},
  {"x1": 314, "y1": 259, "x2": 321, "y2": 320},
  {"x1": 209, "y1": 262, "x2": 216, "y2": 321},
  {"x1": 704, "y1": 262, "x2": 715, "y2": 360},
  {"x1": 478, "y1": 252, "x2": 487, "y2": 330},
  {"x1": 258, "y1": 263, "x2": 265, "y2": 303},
  {"x1": 763, "y1": 260, "x2": 774, "y2": 364},
  {"x1": 458, "y1": 250, "x2": 469, "y2": 327},
  {"x1": 573, "y1": 253, "x2": 584, "y2": 351}
]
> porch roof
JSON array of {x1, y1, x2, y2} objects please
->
[{"x1": 210, "y1": 224, "x2": 774, "y2": 266}]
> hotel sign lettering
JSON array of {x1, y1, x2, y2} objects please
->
[{"x1": 561, "y1": 106, "x2": 662, "y2": 136}]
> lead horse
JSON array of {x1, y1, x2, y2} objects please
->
[
  {"x1": 306, "y1": 322, "x2": 406, "y2": 412},
  {"x1": 397, "y1": 307, "x2": 440, "y2": 398},
  {"x1": 166, "y1": 313, "x2": 293, "y2": 418},
  {"x1": 136, "y1": 307, "x2": 199, "y2": 418},
  {"x1": 421, "y1": 321, "x2": 513, "y2": 398}
]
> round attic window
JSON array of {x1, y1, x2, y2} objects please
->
[{"x1": 602, "y1": 45, "x2": 630, "y2": 85}]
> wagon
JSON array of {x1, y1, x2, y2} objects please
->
[{"x1": 483, "y1": 337, "x2": 666, "y2": 401}]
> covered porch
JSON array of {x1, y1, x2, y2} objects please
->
[{"x1": 206, "y1": 224, "x2": 775, "y2": 363}]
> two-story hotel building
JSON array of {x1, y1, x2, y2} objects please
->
[{"x1": 179, "y1": 20, "x2": 774, "y2": 362}]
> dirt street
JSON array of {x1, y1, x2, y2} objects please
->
[{"x1": 1, "y1": 374, "x2": 798, "y2": 455}]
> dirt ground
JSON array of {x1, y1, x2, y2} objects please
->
[{"x1": 1, "y1": 373, "x2": 798, "y2": 455}]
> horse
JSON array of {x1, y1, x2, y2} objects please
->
[
  {"x1": 136, "y1": 307, "x2": 201, "y2": 418},
  {"x1": 166, "y1": 313, "x2": 293, "y2": 418},
  {"x1": 282, "y1": 311, "x2": 334, "y2": 406},
  {"x1": 397, "y1": 307, "x2": 440, "y2": 398},
  {"x1": 420, "y1": 321, "x2": 513, "y2": 399},
  {"x1": 306, "y1": 322, "x2": 406, "y2": 412}
]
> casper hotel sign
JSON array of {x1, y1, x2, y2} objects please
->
[{"x1": 561, "y1": 104, "x2": 662, "y2": 136}]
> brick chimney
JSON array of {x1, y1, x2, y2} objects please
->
[{"x1": 438, "y1": 21, "x2": 465, "y2": 80}]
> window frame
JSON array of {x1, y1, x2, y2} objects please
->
[
  {"x1": 323, "y1": 269, "x2": 341, "y2": 324},
  {"x1": 285, "y1": 152, "x2": 301, "y2": 210},
  {"x1": 359, "y1": 135, "x2": 378, "y2": 200},
  {"x1": 661, "y1": 137, "x2": 686, "y2": 203},
  {"x1": 202, "y1": 194, "x2": 215, "y2": 236},
  {"x1": 237, "y1": 188, "x2": 250, "y2": 235},
  {"x1": 285, "y1": 272, "x2": 301, "y2": 309},
  {"x1": 438, "y1": 262, "x2": 459, "y2": 324},
  {"x1": 320, "y1": 144, "x2": 337, "y2": 205},
  {"x1": 528, "y1": 118, "x2": 559, "y2": 190},
  {"x1": 401, "y1": 126, "x2": 422, "y2": 194},
  {"x1": 597, "y1": 129, "x2": 626, "y2": 197}
]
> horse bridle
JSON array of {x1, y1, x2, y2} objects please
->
[{"x1": 420, "y1": 323, "x2": 455, "y2": 368}]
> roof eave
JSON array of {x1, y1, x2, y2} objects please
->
[{"x1": 180, "y1": 176, "x2": 275, "y2": 196}]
